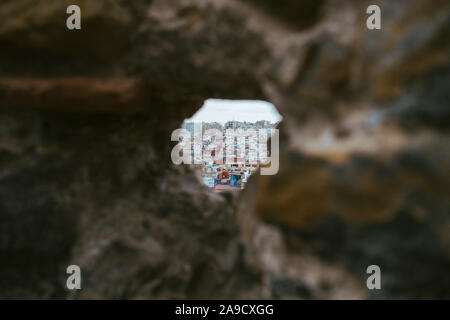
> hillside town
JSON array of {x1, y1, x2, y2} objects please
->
[{"x1": 181, "y1": 121, "x2": 279, "y2": 191}]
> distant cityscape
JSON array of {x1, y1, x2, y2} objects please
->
[
  {"x1": 183, "y1": 120, "x2": 278, "y2": 132},
  {"x1": 181, "y1": 120, "x2": 279, "y2": 191}
]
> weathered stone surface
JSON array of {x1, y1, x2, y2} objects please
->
[
  {"x1": 0, "y1": 78, "x2": 148, "y2": 112},
  {"x1": 238, "y1": 0, "x2": 450, "y2": 299},
  {"x1": 0, "y1": 0, "x2": 449, "y2": 299},
  {"x1": 0, "y1": 0, "x2": 136, "y2": 61}
]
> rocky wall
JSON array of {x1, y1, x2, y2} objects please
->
[{"x1": 0, "y1": 0, "x2": 449, "y2": 299}]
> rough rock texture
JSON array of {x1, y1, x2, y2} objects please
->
[{"x1": 0, "y1": 0, "x2": 449, "y2": 299}]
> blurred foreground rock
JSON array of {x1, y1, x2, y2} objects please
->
[{"x1": 0, "y1": 0, "x2": 449, "y2": 299}]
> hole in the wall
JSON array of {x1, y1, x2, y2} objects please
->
[{"x1": 181, "y1": 99, "x2": 282, "y2": 191}]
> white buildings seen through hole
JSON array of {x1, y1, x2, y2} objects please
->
[{"x1": 182, "y1": 99, "x2": 282, "y2": 191}]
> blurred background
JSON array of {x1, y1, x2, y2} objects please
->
[{"x1": 0, "y1": 0, "x2": 449, "y2": 299}]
